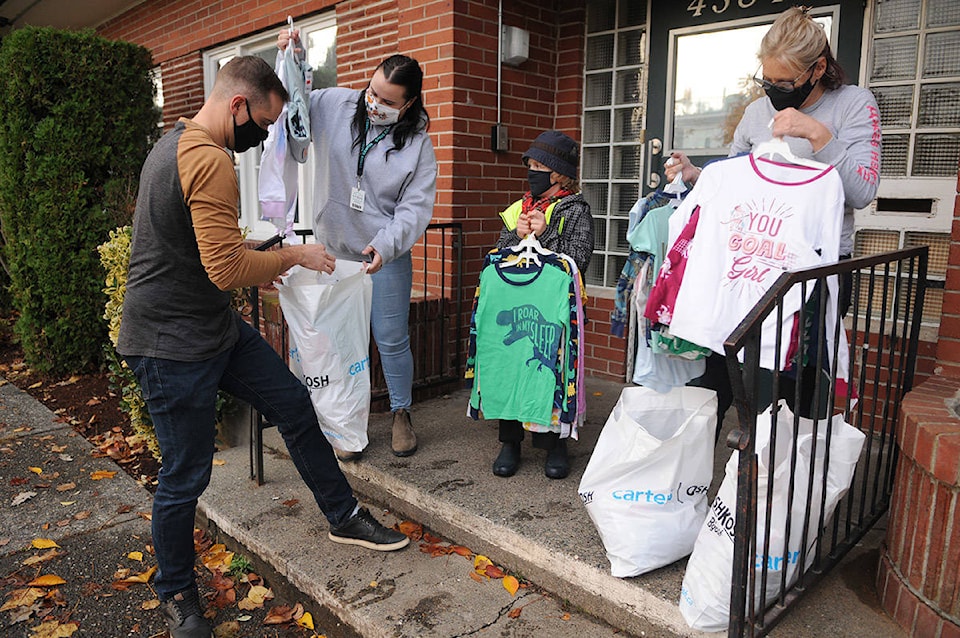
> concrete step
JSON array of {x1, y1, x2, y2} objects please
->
[{"x1": 202, "y1": 377, "x2": 904, "y2": 638}]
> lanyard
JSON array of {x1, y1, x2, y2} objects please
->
[{"x1": 356, "y1": 119, "x2": 393, "y2": 186}]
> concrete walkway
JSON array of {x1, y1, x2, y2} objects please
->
[{"x1": 204, "y1": 377, "x2": 907, "y2": 637}]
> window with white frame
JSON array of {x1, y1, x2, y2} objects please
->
[{"x1": 203, "y1": 14, "x2": 337, "y2": 241}]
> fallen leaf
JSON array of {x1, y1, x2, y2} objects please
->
[
  {"x1": 503, "y1": 575, "x2": 519, "y2": 596},
  {"x1": 237, "y1": 585, "x2": 272, "y2": 611},
  {"x1": 423, "y1": 532, "x2": 442, "y2": 544},
  {"x1": 85, "y1": 398, "x2": 101, "y2": 406},
  {"x1": 62, "y1": 376, "x2": 81, "y2": 385},
  {"x1": 28, "y1": 466, "x2": 43, "y2": 475},
  {"x1": 561, "y1": 612, "x2": 571, "y2": 621},
  {"x1": 296, "y1": 611, "x2": 315, "y2": 630},
  {"x1": 201, "y1": 544, "x2": 233, "y2": 572},
  {"x1": 141, "y1": 599, "x2": 160, "y2": 610},
  {"x1": 73, "y1": 511, "x2": 91, "y2": 521},
  {"x1": 508, "y1": 607, "x2": 522, "y2": 619},
  {"x1": 473, "y1": 554, "x2": 492, "y2": 576},
  {"x1": 32, "y1": 539, "x2": 60, "y2": 549},
  {"x1": 23, "y1": 549, "x2": 62, "y2": 566},
  {"x1": 127, "y1": 551, "x2": 143, "y2": 562},
  {"x1": 60, "y1": 501, "x2": 75, "y2": 506},
  {"x1": 27, "y1": 619, "x2": 78, "y2": 637},
  {"x1": 0, "y1": 538, "x2": 10, "y2": 546},
  {"x1": 122, "y1": 565, "x2": 157, "y2": 584},
  {"x1": 27, "y1": 574, "x2": 67, "y2": 587},
  {"x1": 212, "y1": 458, "x2": 226, "y2": 466},
  {"x1": 236, "y1": 614, "x2": 252, "y2": 622},
  {"x1": 397, "y1": 520, "x2": 423, "y2": 540},
  {"x1": 55, "y1": 483, "x2": 76, "y2": 492},
  {"x1": 49, "y1": 445, "x2": 68, "y2": 453},
  {"x1": 0, "y1": 587, "x2": 45, "y2": 611},
  {"x1": 484, "y1": 564, "x2": 505, "y2": 579},
  {"x1": 264, "y1": 604, "x2": 294, "y2": 625},
  {"x1": 282, "y1": 498, "x2": 299, "y2": 507},
  {"x1": 28, "y1": 381, "x2": 43, "y2": 389},
  {"x1": 468, "y1": 571, "x2": 483, "y2": 583},
  {"x1": 450, "y1": 545, "x2": 473, "y2": 557},
  {"x1": 89, "y1": 470, "x2": 117, "y2": 480}
]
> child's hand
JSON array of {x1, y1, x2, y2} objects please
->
[
  {"x1": 527, "y1": 208, "x2": 546, "y2": 236},
  {"x1": 516, "y1": 212, "x2": 533, "y2": 238}
]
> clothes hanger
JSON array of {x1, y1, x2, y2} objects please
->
[
  {"x1": 500, "y1": 233, "x2": 550, "y2": 269},
  {"x1": 662, "y1": 158, "x2": 687, "y2": 207},
  {"x1": 752, "y1": 118, "x2": 829, "y2": 170}
]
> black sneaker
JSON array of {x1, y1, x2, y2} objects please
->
[
  {"x1": 328, "y1": 507, "x2": 410, "y2": 551},
  {"x1": 159, "y1": 587, "x2": 213, "y2": 638}
]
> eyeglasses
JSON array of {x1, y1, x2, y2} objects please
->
[{"x1": 752, "y1": 62, "x2": 816, "y2": 93}]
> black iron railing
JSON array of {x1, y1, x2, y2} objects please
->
[{"x1": 722, "y1": 247, "x2": 928, "y2": 636}]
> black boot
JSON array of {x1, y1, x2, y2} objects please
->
[
  {"x1": 492, "y1": 441, "x2": 521, "y2": 477},
  {"x1": 544, "y1": 439, "x2": 569, "y2": 479}
]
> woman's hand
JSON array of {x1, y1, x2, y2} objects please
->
[
  {"x1": 361, "y1": 246, "x2": 383, "y2": 274},
  {"x1": 771, "y1": 108, "x2": 832, "y2": 152},
  {"x1": 664, "y1": 152, "x2": 700, "y2": 184},
  {"x1": 277, "y1": 28, "x2": 300, "y2": 52}
]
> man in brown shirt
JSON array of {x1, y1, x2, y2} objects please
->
[{"x1": 118, "y1": 56, "x2": 408, "y2": 638}]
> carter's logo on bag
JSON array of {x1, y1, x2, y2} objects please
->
[
  {"x1": 349, "y1": 356, "x2": 370, "y2": 376},
  {"x1": 289, "y1": 346, "x2": 302, "y2": 364},
  {"x1": 612, "y1": 489, "x2": 673, "y2": 505}
]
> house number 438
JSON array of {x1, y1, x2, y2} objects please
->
[{"x1": 687, "y1": 0, "x2": 784, "y2": 18}]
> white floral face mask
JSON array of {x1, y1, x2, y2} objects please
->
[{"x1": 365, "y1": 89, "x2": 404, "y2": 126}]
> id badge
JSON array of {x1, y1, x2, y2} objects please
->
[{"x1": 350, "y1": 186, "x2": 365, "y2": 211}]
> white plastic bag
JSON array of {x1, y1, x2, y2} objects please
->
[
  {"x1": 578, "y1": 386, "x2": 717, "y2": 577},
  {"x1": 278, "y1": 261, "x2": 373, "y2": 453},
  {"x1": 679, "y1": 401, "x2": 865, "y2": 631}
]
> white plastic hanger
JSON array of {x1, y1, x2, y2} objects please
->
[
  {"x1": 500, "y1": 233, "x2": 551, "y2": 269},
  {"x1": 663, "y1": 157, "x2": 687, "y2": 207},
  {"x1": 753, "y1": 118, "x2": 829, "y2": 169},
  {"x1": 752, "y1": 136, "x2": 828, "y2": 169}
]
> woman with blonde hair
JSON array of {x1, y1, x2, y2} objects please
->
[{"x1": 665, "y1": 5, "x2": 881, "y2": 425}]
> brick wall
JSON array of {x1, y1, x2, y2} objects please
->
[
  {"x1": 98, "y1": 0, "x2": 625, "y2": 383},
  {"x1": 878, "y1": 165, "x2": 960, "y2": 637}
]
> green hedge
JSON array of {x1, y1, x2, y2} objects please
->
[{"x1": 0, "y1": 27, "x2": 159, "y2": 374}]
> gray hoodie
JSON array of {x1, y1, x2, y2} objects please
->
[{"x1": 307, "y1": 87, "x2": 437, "y2": 264}]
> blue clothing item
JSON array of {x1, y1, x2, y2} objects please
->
[
  {"x1": 371, "y1": 251, "x2": 414, "y2": 411},
  {"x1": 125, "y1": 315, "x2": 357, "y2": 599}
]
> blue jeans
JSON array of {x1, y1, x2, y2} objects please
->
[
  {"x1": 124, "y1": 314, "x2": 356, "y2": 599},
  {"x1": 371, "y1": 251, "x2": 413, "y2": 411}
]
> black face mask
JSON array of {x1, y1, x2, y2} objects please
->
[
  {"x1": 765, "y1": 74, "x2": 817, "y2": 111},
  {"x1": 527, "y1": 169, "x2": 554, "y2": 198},
  {"x1": 232, "y1": 99, "x2": 269, "y2": 153}
]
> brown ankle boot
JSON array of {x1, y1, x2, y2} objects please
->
[{"x1": 391, "y1": 408, "x2": 417, "y2": 457}]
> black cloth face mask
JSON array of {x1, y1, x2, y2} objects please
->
[
  {"x1": 232, "y1": 99, "x2": 269, "y2": 153},
  {"x1": 765, "y1": 74, "x2": 817, "y2": 111},
  {"x1": 527, "y1": 169, "x2": 554, "y2": 198}
]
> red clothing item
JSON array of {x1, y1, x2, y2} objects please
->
[{"x1": 644, "y1": 206, "x2": 701, "y2": 325}]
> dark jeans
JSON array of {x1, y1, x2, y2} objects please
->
[{"x1": 124, "y1": 314, "x2": 356, "y2": 599}]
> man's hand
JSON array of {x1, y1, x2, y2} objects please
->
[{"x1": 299, "y1": 243, "x2": 336, "y2": 274}]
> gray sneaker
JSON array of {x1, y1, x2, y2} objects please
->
[
  {"x1": 328, "y1": 507, "x2": 410, "y2": 551},
  {"x1": 159, "y1": 588, "x2": 212, "y2": 638}
]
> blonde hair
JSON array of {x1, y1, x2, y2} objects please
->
[{"x1": 759, "y1": 6, "x2": 845, "y2": 90}]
